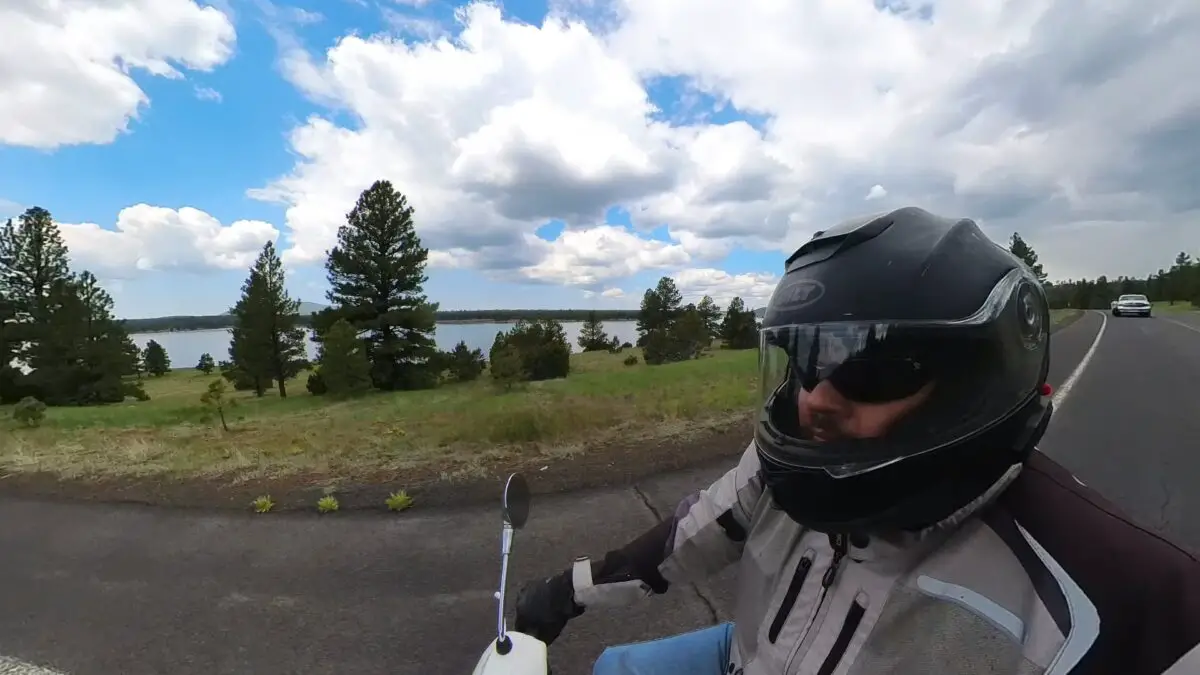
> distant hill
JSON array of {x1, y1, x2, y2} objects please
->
[{"x1": 297, "y1": 301, "x2": 328, "y2": 314}]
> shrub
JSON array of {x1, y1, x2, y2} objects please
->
[
  {"x1": 490, "y1": 344, "x2": 526, "y2": 392},
  {"x1": 446, "y1": 340, "x2": 486, "y2": 382},
  {"x1": 386, "y1": 490, "x2": 415, "y2": 511},
  {"x1": 12, "y1": 396, "x2": 47, "y2": 428},
  {"x1": 489, "y1": 319, "x2": 571, "y2": 382},
  {"x1": 623, "y1": 354, "x2": 639, "y2": 366},
  {"x1": 306, "y1": 371, "x2": 328, "y2": 395},
  {"x1": 317, "y1": 495, "x2": 339, "y2": 513}
]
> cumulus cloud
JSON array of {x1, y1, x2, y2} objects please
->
[
  {"x1": 23, "y1": 0, "x2": 1200, "y2": 293},
  {"x1": 520, "y1": 225, "x2": 689, "y2": 287},
  {"x1": 241, "y1": 0, "x2": 1200, "y2": 290},
  {"x1": 0, "y1": 0, "x2": 236, "y2": 149},
  {"x1": 58, "y1": 205, "x2": 279, "y2": 278},
  {"x1": 673, "y1": 268, "x2": 779, "y2": 307}
]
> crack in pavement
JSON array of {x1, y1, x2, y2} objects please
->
[
  {"x1": 631, "y1": 484, "x2": 722, "y2": 626},
  {"x1": 1159, "y1": 469, "x2": 1174, "y2": 529}
]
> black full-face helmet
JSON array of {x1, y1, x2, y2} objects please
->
[{"x1": 755, "y1": 207, "x2": 1054, "y2": 534}]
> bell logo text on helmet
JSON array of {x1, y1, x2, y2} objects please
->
[{"x1": 770, "y1": 278, "x2": 825, "y2": 312}]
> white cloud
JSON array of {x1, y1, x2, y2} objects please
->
[
  {"x1": 58, "y1": 205, "x2": 279, "y2": 278},
  {"x1": 0, "y1": 0, "x2": 236, "y2": 149},
  {"x1": 20, "y1": 0, "x2": 1200, "y2": 296},
  {"x1": 242, "y1": 0, "x2": 1200, "y2": 294},
  {"x1": 673, "y1": 268, "x2": 778, "y2": 308},
  {"x1": 601, "y1": 287, "x2": 625, "y2": 298},
  {"x1": 521, "y1": 225, "x2": 689, "y2": 286},
  {"x1": 241, "y1": 0, "x2": 1200, "y2": 293},
  {"x1": 193, "y1": 86, "x2": 222, "y2": 102}
]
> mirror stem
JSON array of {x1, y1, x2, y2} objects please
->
[{"x1": 496, "y1": 522, "x2": 514, "y2": 648}]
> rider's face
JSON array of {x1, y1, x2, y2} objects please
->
[{"x1": 797, "y1": 379, "x2": 934, "y2": 441}]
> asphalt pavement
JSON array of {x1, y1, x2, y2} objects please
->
[{"x1": 0, "y1": 310, "x2": 1196, "y2": 675}]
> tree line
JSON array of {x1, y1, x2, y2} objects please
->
[
  {"x1": 14, "y1": 189, "x2": 1196, "y2": 418},
  {"x1": 119, "y1": 308, "x2": 646, "y2": 334},
  {"x1": 1007, "y1": 233, "x2": 1199, "y2": 310}
]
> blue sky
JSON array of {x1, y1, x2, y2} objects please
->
[
  {"x1": 3, "y1": 0, "x2": 1197, "y2": 318},
  {"x1": 0, "y1": 0, "x2": 783, "y2": 319}
]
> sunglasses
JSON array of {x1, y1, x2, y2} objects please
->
[{"x1": 798, "y1": 356, "x2": 931, "y2": 404}]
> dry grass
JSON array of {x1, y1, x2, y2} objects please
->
[
  {"x1": 0, "y1": 309, "x2": 1084, "y2": 482},
  {"x1": 0, "y1": 348, "x2": 759, "y2": 482}
]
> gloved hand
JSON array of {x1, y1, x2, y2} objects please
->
[{"x1": 513, "y1": 567, "x2": 585, "y2": 646}]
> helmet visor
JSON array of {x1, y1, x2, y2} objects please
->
[{"x1": 757, "y1": 267, "x2": 1048, "y2": 478}]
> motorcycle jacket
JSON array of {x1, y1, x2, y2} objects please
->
[{"x1": 569, "y1": 442, "x2": 1200, "y2": 675}]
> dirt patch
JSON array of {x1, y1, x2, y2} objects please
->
[{"x1": 0, "y1": 417, "x2": 753, "y2": 513}]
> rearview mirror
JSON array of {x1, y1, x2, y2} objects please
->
[{"x1": 502, "y1": 473, "x2": 530, "y2": 529}]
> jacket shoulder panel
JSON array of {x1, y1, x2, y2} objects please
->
[{"x1": 995, "y1": 451, "x2": 1200, "y2": 674}]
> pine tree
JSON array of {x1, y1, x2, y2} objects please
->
[
  {"x1": 0, "y1": 210, "x2": 141, "y2": 404},
  {"x1": 1008, "y1": 233, "x2": 1046, "y2": 283},
  {"x1": 317, "y1": 318, "x2": 372, "y2": 397},
  {"x1": 143, "y1": 339, "x2": 170, "y2": 376},
  {"x1": 696, "y1": 295, "x2": 722, "y2": 338},
  {"x1": 636, "y1": 276, "x2": 683, "y2": 347},
  {"x1": 73, "y1": 271, "x2": 144, "y2": 402},
  {"x1": 0, "y1": 207, "x2": 72, "y2": 365},
  {"x1": 228, "y1": 241, "x2": 308, "y2": 398},
  {"x1": 324, "y1": 180, "x2": 439, "y2": 391},
  {"x1": 719, "y1": 296, "x2": 758, "y2": 350},
  {"x1": 577, "y1": 310, "x2": 612, "y2": 352},
  {"x1": 0, "y1": 288, "x2": 21, "y2": 403}
]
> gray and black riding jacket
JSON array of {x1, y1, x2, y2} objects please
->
[{"x1": 569, "y1": 443, "x2": 1200, "y2": 675}]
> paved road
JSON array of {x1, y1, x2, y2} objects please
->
[{"x1": 0, "y1": 311, "x2": 1196, "y2": 675}]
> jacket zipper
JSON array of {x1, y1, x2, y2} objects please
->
[
  {"x1": 815, "y1": 598, "x2": 866, "y2": 675},
  {"x1": 781, "y1": 533, "x2": 849, "y2": 675},
  {"x1": 768, "y1": 554, "x2": 814, "y2": 643}
]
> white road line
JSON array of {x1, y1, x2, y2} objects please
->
[
  {"x1": 1052, "y1": 310, "x2": 1107, "y2": 412},
  {"x1": 0, "y1": 656, "x2": 69, "y2": 675},
  {"x1": 1161, "y1": 316, "x2": 1200, "y2": 336}
]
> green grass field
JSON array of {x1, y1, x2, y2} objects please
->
[
  {"x1": 0, "y1": 309, "x2": 1087, "y2": 483},
  {"x1": 1152, "y1": 301, "x2": 1197, "y2": 313}
]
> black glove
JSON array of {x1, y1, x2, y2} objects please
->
[{"x1": 513, "y1": 568, "x2": 585, "y2": 646}]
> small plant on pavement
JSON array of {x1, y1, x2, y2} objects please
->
[
  {"x1": 199, "y1": 378, "x2": 236, "y2": 431},
  {"x1": 12, "y1": 396, "x2": 47, "y2": 428},
  {"x1": 317, "y1": 494, "x2": 339, "y2": 513},
  {"x1": 252, "y1": 495, "x2": 275, "y2": 513},
  {"x1": 386, "y1": 490, "x2": 414, "y2": 512}
]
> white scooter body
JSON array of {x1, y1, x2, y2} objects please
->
[
  {"x1": 471, "y1": 631, "x2": 548, "y2": 675},
  {"x1": 471, "y1": 473, "x2": 549, "y2": 675}
]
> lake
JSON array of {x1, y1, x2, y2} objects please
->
[{"x1": 129, "y1": 321, "x2": 641, "y2": 368}]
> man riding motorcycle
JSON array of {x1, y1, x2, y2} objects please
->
[{"x1": 513, "y1": 207, "x2": 1200, "y2": 675}]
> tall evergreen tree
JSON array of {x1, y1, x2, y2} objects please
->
[
  {"x1": 1008, "y1": 232, "x2": 1047, "y2": 283},
  {"x1": 0, "y1": 207, "x2": 72, "y2": 364},
  {"x1": 636, "y1": 276, "x2": 683, "y2": 347},
  {"x1": 719, "y1": 296, "x2": 759, "y2": 350},
  {"x1": 0, "y1": 289, "x2": 18, "y2": 403},
  {"x1": 577, "y1": 310, "x2": 612, "y2": 352},
  {"x1": 696, "y1": 295, "x2": 722, "y2": 338},
  {"x1": 0, "y1": 209, "x2": 141, "y2": 404},
  {"x1": 228, "y1": 241, "x2": 308, "y2": 398},
  {"x1": 324, "y1": 179, "x2": 439, "y2": 391},
  {"x1": 143, "y1": 339, "x2": 170, "y2": 376}
]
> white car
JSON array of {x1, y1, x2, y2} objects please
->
[{"x1": 1112, "y1": 294, "x2": 1152, "y2": 317}]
